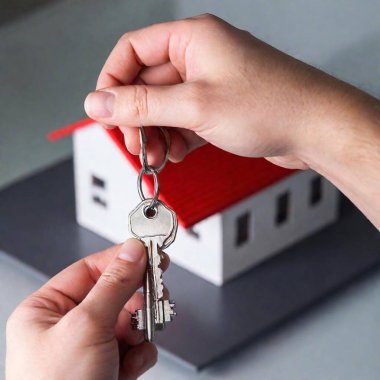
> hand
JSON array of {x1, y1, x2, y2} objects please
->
[
  {"x1": 6, "y1": 239, "x2": 168, "y2": 380},
  {"x1": 84, "y1": 13, "x2": 380, "y2": 230},
  {"x1": 84, "y1": 14, "x2": 348, "y2": 169}
]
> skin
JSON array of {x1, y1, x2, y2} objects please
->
[
  {"x1": 6, "y1": 239, "x2": 170, "y2": 380},
  {"x1": 6, "y1": 13, "x2": 380, "y2": 380}
]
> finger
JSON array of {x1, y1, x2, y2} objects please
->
[
  {"x1": 115, "y1": 292, "x2": 146, "y2": 347},
  {"x1": 120, "y1": 342, "x2": 158, "y2": 380},
  {"x1": 120, "y1": 64, "x2": 182, "y2": 159},
  {"x1": 119, "y1": 66, "x2": 203, "y2": 162},
  {"x1": 122, "y1": 126, "x2": 140, "y2": 155},
  {"x1": 31, "y1": 244, "x2": 125, "y2": 315},
  {"x1": 168, "y1": 128, "x2": 206, "y2": 162},
  {"x1": 99, "y1": 62, "x2": 183, "y2": 130},
  {"x1": 122, "y1": 124, "x2": 205, "y2": 164},
  {"x1": 78, "y1": 239, "x2": 146, "y2": 327},
  {"x1": 265, "y1": 155, "x2": 310, "y2": 170},
  {"x1": 160, "y1": 251, "x2": 170, "y2": 273},
  {"x1": 137, "y1": 126, "x2": 166, "y2": 167},
  {"x1": 115, "y1": 251, "x2": 170, "y2": 345},
  {"x1": 96, "y1": 20, "x2": 184, "y2": 90},
  {"x1": 84, "y1": 82, "x2": 204, "y2": 130},
  {"x1": 139, "y1": 62, "x2": 183, "y2": 86},
  {"x1": 122, "y1": 124, "x2": 188, "y2": 164},
  {"x1": 31, "y1": 245, "x2": 169, "y2": 317}
]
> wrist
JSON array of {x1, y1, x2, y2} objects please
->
[
  {"x1": 294, "y1": 78, "x2": 380, "y2": 174},
  {"x1": 296, "y1": 83, "x2": 380, "y2": 228}
]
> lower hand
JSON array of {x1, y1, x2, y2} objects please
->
[{"x1": 6, "y1": 239, "x2": 167, "y2": 380}]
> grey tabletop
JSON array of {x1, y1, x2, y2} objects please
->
[{"x1": 1, "y1": 249, "x2": 380, "y2": 380}]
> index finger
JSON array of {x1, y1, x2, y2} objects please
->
[
  {"x1": 96, "y1": 20, "x2": 184, "y2": 90},
  {"x1": 34, "y1": 244, "x2": 169, "y2": 313}
]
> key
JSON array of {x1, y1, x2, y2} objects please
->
[{"x1": 129, "y1": 198, "x2": 178, "y2": 342}]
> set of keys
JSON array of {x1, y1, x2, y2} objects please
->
[{"x1": 129, "y1": 127, "x2": 177, "y2": 342}]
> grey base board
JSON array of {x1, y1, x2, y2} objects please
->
[{"x1": 0, "y1": 159, "x2": 379, "y2": 369}]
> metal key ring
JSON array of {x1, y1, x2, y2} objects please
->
[
  {"x1": 137, "y1": 168, "x2": 160, "y2": 209},
  {"x1": 139, "y1": 127, "x2": 170, "y2": 174}
]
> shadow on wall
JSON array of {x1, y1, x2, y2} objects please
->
[
  {"x1": 325, "y1": 31, "x2": 380, "y2": 98},
  {"x1": 0, "y1": 0, "x2": 61, "y2": 27}
]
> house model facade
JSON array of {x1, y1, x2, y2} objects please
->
[{"x1": 50, "y1": 119, "x2": 339, "y2": 285}]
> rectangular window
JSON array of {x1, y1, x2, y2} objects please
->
[
  {"x1": 92, "y1": 175, "x2": 106, "y2": 189},
  {"x1": 276, "y1": 192, "x2": 289, "y2": 225},
  {"x1": 235, "y1": 212, "x2": 250, "y2": 246},
  {"x1": 187, "y1": 227, "x2": 200, "y2": 239},
  {"x1": 310, "y1": 176, "x2": 323, "y2": 206},
  {"x1": 91, "y1": 175, "x2": 107, "y2": 208},
  {"x1": 92, "y1": 195, "x2": 107, "y2": 208}
]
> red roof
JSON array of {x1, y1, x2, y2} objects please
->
[{"x1": 49, "y1": 119, "x2": 296, "y2": 228}]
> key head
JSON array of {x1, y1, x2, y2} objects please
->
[{"x1": 129, "y1": 199, "x2": 178, "y2": 249}]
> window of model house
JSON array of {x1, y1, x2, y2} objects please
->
[
  {"x1": 91, "y1": 174, "x2": 107, "y2": 207},
  {"x1": 310, "y1": 176, "x2": 323, "y2": 206},
  {"x1": 187, "y1": 227, "x2": 200, "y2": 239},
  {"x1": 235, "y1": 212, "x2": 250, "y2": 246},
  {"x1": 275, "y1": 191, "x2": 290, "y2": 225}
]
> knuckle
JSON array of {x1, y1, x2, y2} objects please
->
[
  {"x1": 200, "y1": 13, "x2": 218, "y2": 21},
  {"x1": 63, "y1": 308, "x2": 100, "y2": 340},
  {"x1": 6, "y1": 311, "x2": 19, "y2": 334},
  {"x1": 71, "y1": 307, "x2": 99, "y2": 332},
  {"x1": 6, "y1": 295, "x2": 41, "y2": 332},
  {"x1": 183, "y1": 13, "x2": 219, "y2": 29},
  {"x1": 99, "y1": 263, "x2": 131, "y2": 289},
  {"x1": 130, "y1": 85, "x2": 149, "y2": 122},
  {"x1": 194, "y1": 13, "x2": 218, "y2": 22},
  {"x1": 187, "y1": 82, "x2": 209, "y2": 124},
  {"x1": 77, "y1": 309, "x2": 98, "y2": 329},
  {"x1": 5, "y1": 306, "x2": 31, "y2": 335},
  {"x1": 117, "y1": 31, "x2": 132, "y2": 45},
  {"x1": 197, "y1": 13, "x2": 223, "y2": 28}
]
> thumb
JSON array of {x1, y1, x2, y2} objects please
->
[
  {"x1": 79, "y1": 239, "x2": 146, "y2": 327},
  {"x1": 84, "y1": 83, "x2": 204, "y2": 129}
]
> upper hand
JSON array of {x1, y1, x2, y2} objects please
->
[
  {"x1": 83, "y1": 14, "x2": 380, "y2": 230},
  {"x1": 84, "y1": 14, "x2": 332, "y2": 169},
  {"x1": 6, "y1": 239, "x2": 169, "y2": 380}
]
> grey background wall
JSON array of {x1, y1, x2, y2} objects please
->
[
  {"x1": 0, "y1": 0, "x2": 175, "y2": 189},
  {"x1": 174, "y1": 0, "x2": 380, "y2": 98},
  {"x1": 0, "y1": 0, "x2": 379, "y2": 189}
]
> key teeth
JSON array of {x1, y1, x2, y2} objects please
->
[
  {"x1": 131, "y1": 309, "x2": 145, "y2": 330},
  {"x1": 170, "y1": 304, "x2": 177, "y2": 319},
  {"x1": 163, "y1": 299, "x2": 177, "y2": 322},
  {"x1": 153, "y1": 261, "x2": 164, "y2": 299},
  {"x1": 155, "y1": 276, "x2": 164, "y2": 298}
]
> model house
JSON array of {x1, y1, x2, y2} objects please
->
[{"x1": 49, "y1": 119, "x2": 339, "y2": 285}]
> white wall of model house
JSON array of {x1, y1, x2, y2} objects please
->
[
  {"x1": 73, "y1": 123, "x2": 339, "y2": 285},
  {"x1": 221, "y1": 170, "x2": 339, "y2": 282}
]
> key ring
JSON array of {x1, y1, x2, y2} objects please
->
[
  {"x1": 138, "y1": 126, "x2": 170, "y2": 209},
  {"x1": 137, "y1": 168, "x2": 160, "y2": 209},
  {"x1": 139, "y1": 127, "x2": 170, "y2": 174}
]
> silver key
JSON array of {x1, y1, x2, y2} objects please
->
[{"x1": 129, "y1": 198, "x2": 177, "y2": 342}]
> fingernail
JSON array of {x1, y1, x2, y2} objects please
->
[
  {"x1": 84, "y1": 91, "x2": 114, "y2": 118},
  {"x1": 118, "y1": 239, "x2": 144, "y2": 262}
]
